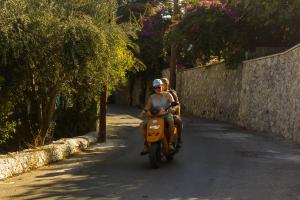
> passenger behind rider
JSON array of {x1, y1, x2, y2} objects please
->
[
  {"x1": 161, "y1": 78, "x2": 183, "y2": 148},
  {"x1": 139, "y1": 79, "x2": 176, "y2": 155}
]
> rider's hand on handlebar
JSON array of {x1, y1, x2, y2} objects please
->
[
  {"x1": 168, "y1": 108, "x2": 176, "y2": 114},
  {"x1": 139, "y1": 110, "x2": 146, "y2": 117}
]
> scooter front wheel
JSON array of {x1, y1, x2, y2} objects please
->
[{"x1": 149, "y1": 142, "x2": 161, "y2": 169}]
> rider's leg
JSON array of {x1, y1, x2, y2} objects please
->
[
  {"x1": 164, "y1": 113, "x2": 175, "y2": 151},
  {"x1": 174, "y1": 116, "x2": 183, "y2": 148},
  {"x1": 140, "y1": 121, "x2": 148, "y2": 155},
  {"x1": 139, "y1": 121, "x2": 147, "y2": 140}
]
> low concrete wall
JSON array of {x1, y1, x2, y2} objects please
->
[{"x1": 0, "y1": 132, "x2": 97, "y2": 180}]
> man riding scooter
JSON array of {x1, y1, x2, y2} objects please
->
[{"x1": 139, "y1": 79, "x2": 177, "y2": 155}]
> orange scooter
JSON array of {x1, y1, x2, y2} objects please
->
[{"x1": 145, "y1": 102, "x2": 179, "y2": 169}]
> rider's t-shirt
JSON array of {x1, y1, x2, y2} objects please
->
[{"x1": 150, "y1": 92, "x2": 169, "y2": 109}]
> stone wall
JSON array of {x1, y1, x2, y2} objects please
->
[
  {"x1": 173, "y1": 63, "x2": 242, "y2": 123},
  {"x1": 162, "y1": 44, "x2": 300, "y2": 142},
  {"x1": 238, "y1": 45, "x2": 300, "y2": 141}
]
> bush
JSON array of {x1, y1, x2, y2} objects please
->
[{"x1": 169, "y1": 0, "x2": 300, "y2": 67}]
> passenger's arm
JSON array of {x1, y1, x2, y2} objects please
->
[
  {"x1": 167, "y1": 93, "x2": 175, "y2": 103},
  {"x1": 166, "y1": 93, "x2": 177, "y2": 114},
  {"x1": 173, "y1": 93, "x2": 181, "y2": 116}
]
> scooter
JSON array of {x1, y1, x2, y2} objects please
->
[{"x1": 145, "y1": 102, "x2": 179, "y2": 169}]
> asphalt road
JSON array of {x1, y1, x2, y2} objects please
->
[{"x1": 1, "y1": 105, "x2": 300, "y2": 200}]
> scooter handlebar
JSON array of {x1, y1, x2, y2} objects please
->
[{"x1": 144, "y1": 102, "x2": 178, "y2": 117}]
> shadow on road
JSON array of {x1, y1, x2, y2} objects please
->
[
  {"x1": 4, "y1": 105, "x2": 300, "y2": 200},
  {"x1": 9, "y1": 125, "x2": 205, "y2": 200}
]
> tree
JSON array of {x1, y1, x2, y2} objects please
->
[
  {"x1": 170, "y1": 0, "x2": 179, "y2": 89},
  {"x1": 168, "y1": 0, "x2": 300, "y2": 67},
  {"x1": 117, "y1": 0, "x2": 171, "y2": 105},
  {"x1": 0, "y1": 0, "x2": 140, "y2": 148}
]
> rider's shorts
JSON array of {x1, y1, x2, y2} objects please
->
[{"x1": 173, "y1": 115, "x2": 180, "y2": 121}]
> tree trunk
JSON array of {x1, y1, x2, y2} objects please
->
[
  {"x1": 41, "y1": 93, "x2": 57, "y2": 145},
  {"x1": 170, "y1": 0, "x2": 179, "y2": 89},
  {"x1": 98, "y1": 84, "x2": 107, "y2": 143},
  {"x1": 141, "y1": 74, "x2": 147, "y2": 107},
  {"x1": 29, "y1": 73, "x2": 58, "y2": 146},
  {"x1": 173, "y1": 0, "x2": 179, "y2": 15},
  {"x1": 129, "y1": 78, "x2": 134, "y2": 106},
  {"x1": 170, "y1": 44, "x2": 177, "y2": 89}
]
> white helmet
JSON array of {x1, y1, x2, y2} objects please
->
[{"x1": 152, "y1": 79, "x2": 163, "y2": 87}]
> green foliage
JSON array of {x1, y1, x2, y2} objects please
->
[
  {"x1": 0, "y1": 0, "x2": 140, "y2": 148},
  {"x1": 115, "y1": 1, "x2": 174, "y2": 106},
  {"x1": 236, "y1": 0, "x2": 300, "y2": 46},
  {"x1": 0, "y1": 100, "x2": 16, "y2": 145},
  {"x1": 168, "y1": 4, "x2": 236, "y2": 65},
  {"x1": 54, "y1": 101, "x2": 97, "y2": 138},
  {"x1": 119, "y1": 1, "x2": 170, "y2": 77},
  {"x1": 169, "y1": 0, "x2": 300, "y2": 67}
]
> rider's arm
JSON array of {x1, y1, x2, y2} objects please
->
[
  {"x1": 144, "y1": 98, "x2": 152, "y2": 111},
  {"x1": 166, "y1": 92, "x2": 175, "y2": 104},
  {"x1": 170, "y1": 90, "x2": 181, "y2": 115},
  {"x1": 174, "y1": 94, "x2": 180, "y2": 104},
  {"x1": 166, "y1": 93, "x2": 177, "y2": 114},
  {"x1": 139, "y1": 98, "x2": 152, "y2": 116}
]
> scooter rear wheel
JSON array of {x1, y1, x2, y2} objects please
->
[{"x1": 166, "y1": 155, "x2": 173, "y2": 161}]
